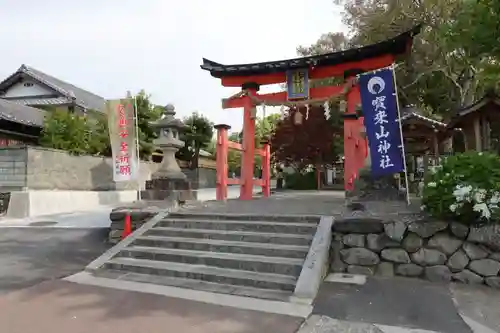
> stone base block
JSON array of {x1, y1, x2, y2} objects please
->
[
  {"x1": 346, "y1": 168, "x2": 406, "y2": 211},
  {"x1": 143, "y1": 178, "x2": 196, "y2": 202},
  {"x1": 108, "y1": 199, "x2": 178, "y2": 244}
]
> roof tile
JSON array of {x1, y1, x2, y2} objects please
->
[
  {"x1": 0, "y1": 98, "x2": 47, "y2": 127},
  {"x1": 20, "y1": 65, "x2": 106, "y2": 112}
]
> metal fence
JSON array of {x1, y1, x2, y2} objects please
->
[
  {"x1": 181, "y1": 167, "x2": 217, "y2": 190},
  {"x1": 0, "y1": 147, "x2": 27, "y2": 190},
  {"x1": 0, "y1": 147, "x2": 27, "y2": 214}
]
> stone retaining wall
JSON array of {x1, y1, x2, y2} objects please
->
[
  {"x1": 330, "y1": 217, "x2": 500, "y2": 288},
  {"x1": 108, "y1": 199, "x2": 182, "y2": 243},
  {"x1": 26, "y1": 146, "x2": 160, "y2": 190},
  {"x1": 108, "y1": 205, "x2": 164, "y2": 244},
  {"x1": 0, "y1": 146, "x2": 216, "y2": 191}
]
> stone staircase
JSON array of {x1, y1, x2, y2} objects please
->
[{"x1": 92, "y1": 212, "x2": 319, "y2": 301}]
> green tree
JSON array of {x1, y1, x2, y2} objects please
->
[
  {"x1": 227, "y1": 150, "x2": 242, "y2": 175},
  {"x1": 206, "y1": 138, "x2": 216, "y2": 156},
  {"x1": 297, "y1": 31, "x2": 350, "y2": 55},
  {"x1": 445, "y1": 0, "x2": 500, "y2": 58},
  {"x1": 87, "y1": 114, "x2": 111, "y2": 156},
  {"x1": 223, "y1": 132, "x2": 240, "y2": 175},
  {"x1": 176, "y1": 112, "x2": 214, "y2": 169},
  {"x1": 134, "y1": 90, "x2": 163, "y2": 160},
  {"x1": 41, "y1": 90, "x2": 162, "y2": 159},
  {"x1": 255, "y1": 113, "x2": 280, "y2": 145},
  {"x1": 299, "y1": 0, "x2": 500, "y2": 118},
  {"x1": 40, "y1": 110, "x2": 93, "y2": 155},
  {"x1": 443, "y1": 0, "x2": 500, "y2": 91},
  {"x1": 223, "y1": 114, "x2": 280, "y2": 175}
]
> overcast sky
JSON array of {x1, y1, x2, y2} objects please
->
[{"x1": 0, "y1": 0, "x2": 347, "y2": 132}]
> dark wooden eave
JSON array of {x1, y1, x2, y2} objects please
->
[
  {"x1": 400, "y1": 112, "x2": 446, "y2": 129},
  {"x1": 0, "y1": 118, "x2": 42, "y2": 140},
  {"x1": 0, "y1": 98, "x2": 47, "y2": 127},
  {"x1": 447, "y1": 91, "x2": 500, "y2": 129},
  {"x1": 201, "y1": 25, "x2": 421, "y2": 78}
]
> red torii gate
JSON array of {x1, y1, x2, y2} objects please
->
[{"x1": 201, "y1": 26, "x2": 421, "y2": 200}]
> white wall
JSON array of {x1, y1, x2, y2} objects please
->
[{"x1": 1, "y1": 79, "x2": 55, "y2": 98}]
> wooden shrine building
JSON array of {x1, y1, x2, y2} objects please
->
[
  {"x1": 400, "y1": 109, "x2": 447, "y2": 157},
  {"x1": 447, "y1": 91, "x2": 500, "y2": 152},
  {"x1": 399, "y1": 109, "x2": 447, "y2": 192}
]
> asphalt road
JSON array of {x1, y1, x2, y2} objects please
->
[
  {"x1": 313, "y1": 276, "x2": 472, "y2": 333},
  {"x1": 0, "y1": 227, "x2": 110, "y2": 294},
  {"x1": 0, "y1": 185, "x2": 264, "y2": 293}
]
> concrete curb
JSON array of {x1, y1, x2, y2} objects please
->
[
  {"x1": 85, "y1": 202, "x2": 179, "y2": 272},
  {"x1": 296, "y1": 315, "x2": 442, "y2": 333},
  {"x1": 459, "y1": 315, "x2": 497, "y2": 333},
  {"x1": 450, "y1": 293, "x2": 497, "y2": 333},
  {"x1": 169, "y1": 211, "x2": 323, "y2": 221},
  {"x1": 65, "y1": 271, "x2": 312, "y2": 318},
  {"x1": 293, "y1": 216, "x2": 334, "y2": 303}
]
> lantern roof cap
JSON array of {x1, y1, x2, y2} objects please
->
[{"x1": 150, "y1": 104, "x2": 187, "y2": 130}]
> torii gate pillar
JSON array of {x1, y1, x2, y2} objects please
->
[{"x1": 240, "y1": 83, "x2": 258, "y2": 200}]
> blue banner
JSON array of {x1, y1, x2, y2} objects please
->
[{"x1": 359, "y1": 67, "x2": 405, "y2": 176}]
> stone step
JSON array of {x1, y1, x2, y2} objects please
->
[
  {"x1": 168, "y1": 212, "x2": 320, "y2": 223},
  {"x1": 132, "y1": 235, "x2": 310, "y2": 259},
  {"x1": 117, "y1": 246, "x2": 304, "y2": 276},
  {"x1": 156, "y1": 218, "x2": 317, "y2": 234},
  {"x1": 103, "y1": 257, "x2": 297, "y2": 291},
  {"x1": 145, "y1": 227, "x2": 314, "y2": 246},
  {"x1": 93, "y1": 269, "x2": 293, "y2": 301}
]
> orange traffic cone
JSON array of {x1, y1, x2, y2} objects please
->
[{"x1": 121, "y1": 213, "x2": 132, "y2": 239}]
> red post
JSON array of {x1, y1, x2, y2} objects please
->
[
  {"x1": 214, "y1": 124, "x2": 231, "y2": 201},
  {"x1": 240, "y1": 85, "x2": 258, "y2": 200},
  {"x1": 261, "y1": 140, "x2": 271, "y2": 197},
  {"x1": 121, "y1": 213, "x2": 132, "y2": 239},
  {"x1": 343, "y1": 83, "x2": 362, "y2": 191}
]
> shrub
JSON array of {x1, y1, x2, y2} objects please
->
[
  {"x1": 40, "y1": 110, "x2": 110, "y2": 156},
  {"x1": 285, "y1": 171, "x2": 317, "y2": 190},
  {"x1": 422, "y1": 151, "x2": 500, "y2": 225},
  {"x1": 40, "y1": 110, "x2": 93, "y2": 155}
]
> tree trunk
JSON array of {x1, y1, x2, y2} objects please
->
[
  {"x1": 191, "y1": 148, "x2": 200, "y2": 170},
  {"x1": 315, "y1": 164, "x2": 321, "y2": 190}
]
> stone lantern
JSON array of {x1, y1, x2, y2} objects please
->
[
  {"x1": 144, "y1": 104, "x2": 193, "y2": 201},
  {"x1": 150, "y1": 104, "x2": 187, "y2": 180}
]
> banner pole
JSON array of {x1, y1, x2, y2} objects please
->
[
  {"x1": 391, "y1": 64, "x2": 411, "y2": 205},
  {"x1": 133, "y1": 96, "x2": 142, "y2": 201}
]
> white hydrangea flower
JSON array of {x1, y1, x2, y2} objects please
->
[
  {"x1": 420, "y1": 205, "x2": 426, "y2": 211},
  {"x1": 453, "y1": 184, "x2": 473, "y2": 202},
  {"x1": 449, "y1": 203, "x2": 458, "y2": 212},
  {"x1": 473, "y1": 202, "x2": 491, "y2": 220},
  {"x1": 489, "y1": 192, "x2": 500, "y2": 205},
  {"x1": 429, "y1": 166, "x2": 441, "y2": 174},
  {"x1": 473, "y1": 189, "x2": 487, "y2": 203},
  {"x1": 427, "y1": 182, "x2": 437, "y2": 188}
]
